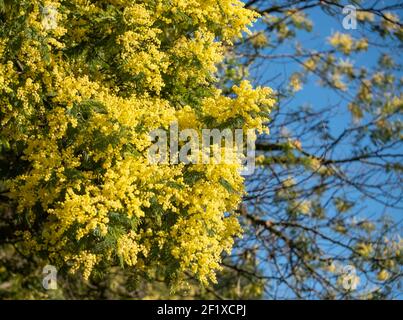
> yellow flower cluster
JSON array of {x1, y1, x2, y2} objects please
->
[
  {"x1": 1, "y1": 0, "x2": 274, "y2": 284},
  {"x1": 201, "y1": 81, "x2": 274, "y2": 132},
  {"x1": 356, "y1": 242, "x2": 373, "y2": 258},
  {"x1": 381, "y1": 12, "x2": 400, "y2": 32},
  {"x1": 328, "y1": 32, "x2": 368, "y2": 55},
  {"x1": 289, "y1": 73, "x2": 303, "y2": 92},
  {"x1": 356, "y1": 11, "x2": 375, "y2": 22}
]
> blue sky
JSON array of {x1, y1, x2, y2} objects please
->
[
  {"x1": 245, "y1": 2, "x2": 402, "y2": 298},
  {"x1": 249, "y1": 4, "x2": 402, "y2": 219}
]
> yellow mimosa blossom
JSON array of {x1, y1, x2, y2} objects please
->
[
  {"x1": 356, "y1": 11, "x2": 375, "y2": 22},
  {"x1": 377, "y1": 269, "x2": 390, "y2": 282},
  {"x1": 289, "y1": 73, "x2": 303, "y2": 92},
  {"x1": 328, "y1": 32, "x2": 353, "y2": 54},
  {"x1": 0, "y1": 0, "x2": 274, "y2": 285},
  {"x1": 356, "y1": 242, "x2": 373, "y2": 258}
]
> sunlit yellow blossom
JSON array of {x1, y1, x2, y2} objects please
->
[
  {"x1": 381, "y1": 12, "x2": 400, "y2": 31},
  {"x1": 289, "y1": 73, "x2": 303, "y2": 92},
  {"x1": 0, "y1": 0, "x2": 274, "y2": 285},
  {"x1": 328, "y1": 32, "x2": 353, "y2": 54},
  {"x1": 251, "y1": 32, "x2": 269, "y2": 48},
  {"x1": 356, "y1": 11, "x2": 375, "y2": 22},
  {"x1": 356, "y1": 242, "x2": 373, "y2": 258},
  {"x1": 377, "y1": 269, "x2": 390, "y2": 281}
]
